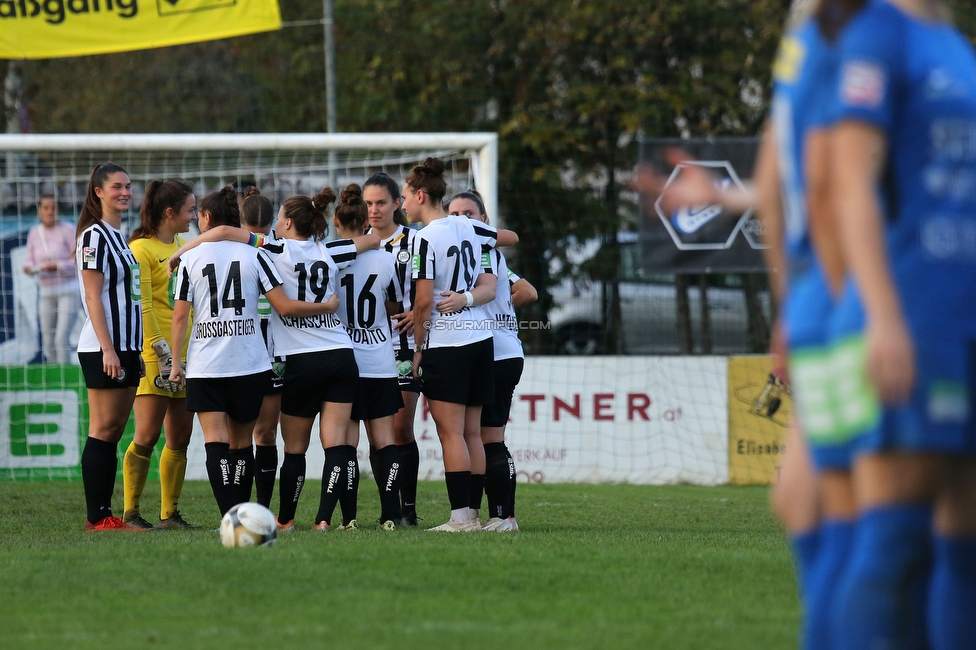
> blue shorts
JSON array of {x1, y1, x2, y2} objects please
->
[
  {"x1": 861, "y1": 330, "x2": 976, "y2": 455},
  {"x1": 783, "y1": 267, "x2": 833, "y2": 350},
  {"x1": 785, "y1": 269, "x2": 859, "y2": 471}
]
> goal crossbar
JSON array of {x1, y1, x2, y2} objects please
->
[{"x1": 0, "y1": 132, "x2": 499, "y2": 222}]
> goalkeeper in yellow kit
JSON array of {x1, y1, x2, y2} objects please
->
[{"x1": 122, "y1": 180, "x2": 198, "y2": 529}]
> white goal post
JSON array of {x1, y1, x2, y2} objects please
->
[{"x1": 0, "y1": 132, "x2": 499, "y2": 224}]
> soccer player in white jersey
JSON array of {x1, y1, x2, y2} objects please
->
[
  {"x1": 172, "y1": 187, "x2": 380, "y2": 529},
  {"x1": 239, "y1": 186, "x2": 282, "y2": 509},
  {"x1": 364, "y1": 171, "x2": 423, "y2": 525},
  {"x1": 449, "y1": 191, "x2": 538, "y2": 532},
  {"x1": 405, "y1": 157, "x2": 501, "y2": 532},
  {"x1": 332, "y1": 184, "x2": 406, "y2": 530},
  {"x1": 76, "y1": 163, "x2": 146, "y2": 532},
  {"x1": 169, "y1": 186, "x2": 339, "y2": 518}
]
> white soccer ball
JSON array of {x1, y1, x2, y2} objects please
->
[{"x1": 220, "y1": 503, "x2": 277, "y2": 548}]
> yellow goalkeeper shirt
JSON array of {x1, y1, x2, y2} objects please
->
[{"x1": 130, "y1": 234, "x2": 191, "y2": 362}]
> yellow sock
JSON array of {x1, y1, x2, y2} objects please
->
[
  {"x1": 159, "y1": 446, "x2": 188, "y2": 520},
  {"x1": 122, "y1": 442, "x2": 152, "y2": 518}
]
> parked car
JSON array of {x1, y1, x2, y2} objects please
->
[{"x1": 548, "y1": 232, "x2": 771, "y2": 354}]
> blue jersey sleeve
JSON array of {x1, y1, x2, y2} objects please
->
[
  {"x1": 831, "y1": 3, "x2": 905, "y2": 131},
  {"x1": 807, "y1": 47, "x2": 840, "y2": 130}
]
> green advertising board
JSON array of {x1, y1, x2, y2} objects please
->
[{"x1": 0, "y1": 365, "x2": 139, "y2": 481}]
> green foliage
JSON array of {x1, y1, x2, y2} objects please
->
[{"x1": 0, "y1": 480, "x2": 799, "y2": 649}]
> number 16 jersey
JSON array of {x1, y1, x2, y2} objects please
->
[{"x1": 174, "y1": 241, "x2": 282, "y2": 378}]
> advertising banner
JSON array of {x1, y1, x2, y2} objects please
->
[
  {"x1": 726, "y1": 355, "x2": 791, "y2": 485},
  {"x1": 638, "y1": 137, "x2": 768, "y2": 274},
  {"x1": 1, "y1": 357, "x2": 733, "y2": 487},
  {"x1": 0, "y1": 0, "x2": 281, "y2": 59}
]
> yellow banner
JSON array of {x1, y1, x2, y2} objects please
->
[
  {"x1": 0, "y1": 0, "x2": 281, "y2": 59},
  {"x1": 727, "y1": 355, "x2": 792, "y2": 486}
]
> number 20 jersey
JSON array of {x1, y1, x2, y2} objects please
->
[
  {"x1": 174, "y1": 241, "x2": 282, "y2": 378},
  {"x1": 412, "y1": 215, "x2": 496, "y2": 349}
]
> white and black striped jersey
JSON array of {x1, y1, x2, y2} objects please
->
[
  {"x1": 261, "y1": 236, "x2": 358, "y2": 356},
  {"x1": 336, "y1": 249, "x2": 402, "y2": 379},
  {"x1": 371, "y1": 224, "x2": 415, "y2": 352},
  {"x1": 174, "y1": 241, "x2": 281, "y2": 378},
  {"x1": 484, "y1": 249, "x2": 524, "y2": 361},
  {"x1": 76, "y1": 221, "x2": 143, "y2": 353},
  {"x1": 411, "y1": 215, "x2": 497, "y2": 349}
]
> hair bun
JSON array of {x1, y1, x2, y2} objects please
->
[
  {"x1": 421, "y1": 157, "x2": 445, "y2": 177},
  {"x1": 219, "y1": 184, "x2": 238, "y2": 207},
  {"x1": 244, "y1": 186, "x2": 261, "y2": 199},
  {"x1": 313, "y1": 187, "x2": 336, "y2": 212},
  {"x1": 339, "y1": 183, "x2": 362, "y2": 204}
]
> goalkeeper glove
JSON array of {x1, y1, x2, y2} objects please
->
[{"x1": 151, "y1": 340, "x2": 184, "y2": 392}]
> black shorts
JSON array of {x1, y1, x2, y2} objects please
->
[
  {"x1": 351, "y1": 377, "x2": 404, "y2": 422},
  {"x1": 78, "y1": 350, "x2": 142, "y2": 389},
  {"x1": 185, "y1": 372, "x2": 267, "y2": 423},
  {"x1": 395, "y1": 347, "x2": 422, "y2": 393},
  {"x1": 281, "y1": 349, "x2": 359, "y2": 418},
  {"x1": 420, "y1": 338, "x2": 495, "y2": 406},
  {"x1": 481, "y1": 357, "x2": 524, "y2": 428}
]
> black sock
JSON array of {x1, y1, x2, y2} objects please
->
[
  {"x1": 484, "y1": 442, "x2": 509, "y2": 520},
  {"x1": 277, "y1": 452, "x2": 305, "y2": 524},
  {"x1": 315, "y1": 447, "x2": 344, "y2": 526},
  {"x1": 229, "y1": 446, "x2": 254, "y2": 505},
  {"x1": 504, "y1": 445, "x2": 517, "y2": 518},
  {"x1": 254, "y1": 445, "x2": 278, "y2": 508},
  {"x1": 444, "y1": 471, "x2": 471, "y2": 512},
  {"x1": 397, "y1": 441, "x2": 420, "y2": 516},
  {"x1": 205, "y1": 442, "x2": 236, "y2": 515},
  {"x1": 374, "y1": 445, "x2": 403, "y2": 524},
  {"x1": 368, "y1": 446, "x2": 378, "y2": 478},
  {"x1": 338, "y1": 445, "x2": 359, "y2": 526},
  {"x1": 81, "y1": 437, "x2": 118, "y2": 524},
  {"x1": 469, "y1": 473, "x2": 486, "y2": 512}
]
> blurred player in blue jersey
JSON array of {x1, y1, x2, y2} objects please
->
[
  {"x1": 829, "y1": 0, "x2": 976, "y2": 648},
  {"x1": 643, "y1": 3, "x2": 870, "y2": 646},
  {"x1": 764, "y1": 3, "x2": 874, "y2": 648}
]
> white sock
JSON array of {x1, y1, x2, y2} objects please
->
[{"x1": 450, "y1": 507, "x2": 469, "y2": 523}]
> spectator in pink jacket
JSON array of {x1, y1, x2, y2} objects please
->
[{"x1": 23, "y1": 196, "x2": 79, "y2": 363}]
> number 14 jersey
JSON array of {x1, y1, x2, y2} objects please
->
[{"x1": 174, "y1": 241, "x2": 282, "y2": 378}]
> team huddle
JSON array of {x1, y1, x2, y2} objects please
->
[{"x1": 75, "y1": 157, "x2": 535, "y2": 534}]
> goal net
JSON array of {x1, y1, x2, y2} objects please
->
[
  {"x1": 0, "y1": 133, "x2": 777, "y2": 487},
  {"x1": 0, "y1": 133, "x2": 495, "y2": 480}
]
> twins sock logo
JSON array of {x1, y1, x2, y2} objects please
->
[
  {"x1": 234, "y1": 460, "x2": 246, "y2": 485},
  {"x1": 293, "y1": 476, "x2": 304, "y2": 502},
  {"x1": 385, "y1": 463, "x2": 400, "y2": 492},
  {"x1": 219, "y1": 458, "x2": 231, "y2": 486},
  {"x1": 507, "y1": 457, "x2": 516, "y2": 480},
  {"x1": 346, "y1": 461, "x2": 356, "y2": 490},
  {"x1": 326, "y1": 465, "x2": 341, "y2": 493}
]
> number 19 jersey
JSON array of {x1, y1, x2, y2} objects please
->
[
  {"x1": 264, "y1": 237, "x2": 358, "y2": 355},
  {"x1": 174, "y1": 241, "x2": 282, "y2": 379}
]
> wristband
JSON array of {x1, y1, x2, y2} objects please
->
[
  {"x1": 151, "y1": 339, "x2": 172, "y2": 359},
  {"x1": 464, "y1": 291, "x2": 475, "y2": 307},
  {"x1": 248, "y1": 232, "x2": 266, "y2": 248}
]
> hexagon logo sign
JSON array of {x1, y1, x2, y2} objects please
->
[{"x1": 653, "y1": 160, "x2": 764, "y2": 251}]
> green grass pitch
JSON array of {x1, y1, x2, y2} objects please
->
[{"x1": 0, "y1": 481, "x2": 799, "y2": 649}]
